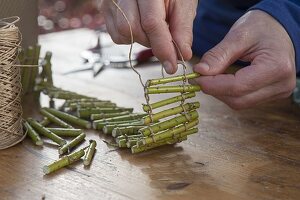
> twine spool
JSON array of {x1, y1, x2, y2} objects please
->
[{"x1": 0, "y1": 16, "x2": 25, "y2": 150}]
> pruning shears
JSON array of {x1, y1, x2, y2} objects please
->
[{"x1": 63, "y1": 48, "x2": 155, "y2": 77}]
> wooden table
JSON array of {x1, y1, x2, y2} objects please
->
[{"x1": 1, "y1": 29, "x2": 300, "y2": 200}]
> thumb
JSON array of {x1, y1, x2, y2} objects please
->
[{"x1": 194, "y1": 32, "x2": 248, "y2": 75}]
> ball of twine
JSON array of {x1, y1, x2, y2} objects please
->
[{"x1": 0, "y1": 16, "x2": 25, "y2": 150}]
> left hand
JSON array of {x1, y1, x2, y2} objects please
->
[{"x1": 190, "y1": 10, "x2": 296, "y2": 109}]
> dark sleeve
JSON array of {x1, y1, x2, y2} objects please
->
[{"x1": 249, "y1": 0, "x2": 300, "y2": 75}]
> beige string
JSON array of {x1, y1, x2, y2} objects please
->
[
  {"x1": 110, "y1": 0, "x2": 155, "y2": 125},
  {"x1": 0, "y1": 16, "x2": 26, "y2": 150}
]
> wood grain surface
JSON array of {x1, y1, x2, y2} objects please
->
[{"x1": 0, "y1": 29, "x2": 299, "y2": 200}]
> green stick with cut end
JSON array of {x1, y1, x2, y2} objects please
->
[
  {"x1": 90, "y1": 111, "x2": 131, "y2": 120},
  {"x1": 139, "y1": 110, "x2": 199, "y2": 136},
  {"x1": 34, "y1": 84, "x2": 59, "y2": 92},
  {"x1": 146, "y1": 85, "x2": 201, "y2": 94},
  {"x1": 78, "y1": 107, "x2": 134, "y2": 118},
  {"x1": 103, "y1": 124, "x2": 145, "y2": 135},
  {"x1": 27, "y1": 118, "x2": 66, "y2": 146},
  {"x1": 42, "y1": 51, "x2": 53, "y2": 86},
  {"x1": 131, "y1": 136, "x2": 188, "y2": 154},
  {"x1": 64, "y1": 99, "x2": 108, "y2": 107},
  {"x1": 43, "y1": 147, "x2": 86, "y2": 175},
  {"x1": 141, "y1": 123, "x2": 199, "y2": 145},
  {"x1": 93, "y1": 113, "x2": 147, "y2": 123},
  {"x1": 112, "y1": 126, "x2": 145, "y2": 137},
  {"x1": 83, "y1": 140, "x2": 97, "y2": 166},
  {"x1": 93, "y1": 120, "x2": 143, "y2": 130},
  {"x1": 126, "y1": 139, "x2": 138, "y2": 148},
  {"x1": 44, "y1": 108, "x2": 91, "y2": 129},
  {"x1": 116, "y1": 134, "x2": 143, "y2": 143},
  {"x1": 40, "y1": 109, "x2": 73, "y2": 128},
  {"x1": 21, "y1": 47, "x2": 34, "y2": 94},
  {"x1": 29, "y1": 45, "x2": 41, "y2": 92},
  {"x1": 58, "y1": 133, "x2": 86, "y2": 155},
  {"x1": 48, "y1": 91, "x2": 90, "y2": 100},
  {"x1": 146, "y1": 73, "x2": 200, "y2": 86},
  {"x1": 68, "y1": 102, "x2": 117, "y2": 109},
  {"x1": 24, "y1": 121, "x2": 43, "y2": 146},
  {"x1": 46, "y1": 128, "x2": 83, "y2": 137},
  {"x1": 143, "y1": 92, "x2": 196, "y2": 112},
  {"x1": 142, "y1": 102, "x2": 200, "y2": 125},
  {"x1": 118, "y1": 139, "x2": 128, "y2": 148},
  {"x1": 40, "y1": 117, "x2": 51, "y2": 127}
]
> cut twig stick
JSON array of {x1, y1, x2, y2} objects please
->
[
  {"x1": 43, "y1": 147, "x2": 86, "y2": 175},
  {"x1": 58, "y1": 133, "x2": 86, "y2": 155},
  {"x1": 44, "y1": 108, "x2": 91, "y2": 129},
  {"x1": 140, "y1": 122, "x2": 199, "y2": 145},
  {"x1": 83, "y1": 140, "x2": 97, "y2": 166},
  {"x1": 40, "y1": 117, "x2": 51, "y2": 127},
  {"x1": 131, "y1": 136, "x2": 188, "y2": 154},
  {"x1": 24, "y1": 121, "x2": 43, "y2": 146},
  {"x1": 64, "y1": 98, "x2": 109, "y2": 107},
  {"x1": 67, "y1": 102, "x2": 117, "y2": 110},
  {"x1": 40, "y1": 108, "x2": 73, "y2": 128},
  {"x1": 146, "y1": 73, "x2": 200, "y2": 86},
  {"x1": 126, "y1": 139, "x2": 138, "y2": 148},
  {"x1": 93, "y1": 120, "x2": 143, "y2": 130},
  {"x1": 118, "y1": 139, "x2": 127, "y2": 148},
  {"x1": 145, "y1": 85, "x2": 201, "y2": 94},
  {"x1": 112, "y1": 126, "x2": 145, "y2": 137},
  {"x1": 90, "y1": 111, "x2": 131, "y2": 120},
  {"x1": 142, "y1": 92, "x2": 196, "y2": 112},
  {"x1": 77, "y1": 107, "x2": 134, "y2": 118},
  {"x1": 93, "y1": 113, "x2": 147, "y2": 123},
  {"x1": 48, "y1": 91, "x2": 91, "y2": 100},
  {"x1": 142, "y1": 102, "x2": 200, "y2": 124},
  {"x1": 46, "y1": 128, "x2": 83, "y2": 137},
  {"x1": 27, "y1": 118, "x2": 66, "y2": 146},
  {"x1": 139, "y1": 110, "x2": 199, "y2": 136},
  {"x1": 42, "y1": 51, "x2": 53, "y2": 86},
  {"x1": 103, "y1": 124, "x2": 145, "y2": 135},
  {"x1": 116, "y1": 134, "x2": 143, "y2": 144}
]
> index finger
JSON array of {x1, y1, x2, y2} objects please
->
[
  {"x1": 190, "y1": 64, "x2": 282, "y2": 97},
  {"x1": 137, "y1": 0, "x2": 177, "y2": 74}
]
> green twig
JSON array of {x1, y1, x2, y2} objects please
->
[
  {"x1": 83, "y1": 140, "x2": 97, "y2": 166},
  {"x1": 139, "y1": 110, "x2": 198, "y2": 136},
  {"x1": 142, "y1": 102, "x2": 200, "y2": 124},
  {"x1": 58, "y1": 133, "x2": 86, "y2": 155},
  {"x1": 24, "y1": 121, "x2": 43, "y2": 146},
  {"x1": 146, "y1": 73, "x2": 200, "y2": 86},
  {"x1": 44, "y1": 108, "x2": 91, "y2": 129},
  {"x1": 142, "y1": 92, "x2": 195, "y2": 112},
  {"x1": 146, "y1": 85, "x2": 201, "y2": 94},
  {"x1": 27, "y1": 118, "x2": 66, "y2": 146}
]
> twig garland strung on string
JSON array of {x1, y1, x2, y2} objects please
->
[
  {"x1": 110, "y1": 0, "x2": 201, "y2": 153},
  {"x1": 0, "y1": 16, "x2": 26, "y2": 149}
]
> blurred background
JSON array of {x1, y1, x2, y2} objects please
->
[{"x1": 39, "y1": 0, "x2": 104, "y2": 34}]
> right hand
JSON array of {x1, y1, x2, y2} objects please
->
[{"x1": 101, "y1": 0, "x2": 198, "y2": 74}]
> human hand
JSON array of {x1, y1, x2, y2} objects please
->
[
  {"x1": 101, "y1": 0, "x2": 198, "y2": 74},
  {"x1": 191, "y1": 10, "x2": 296, "y2": 109}
]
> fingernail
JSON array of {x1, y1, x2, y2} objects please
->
[
  {"x1": 163, "y1": 61, "x2": 174, "y2": 74},
  {"x1": 197, "y1": 62, "x2": 209, "y2": 72},
  {"x1": 184, "y1": 45, "x2": 193, "y2": 59}
]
